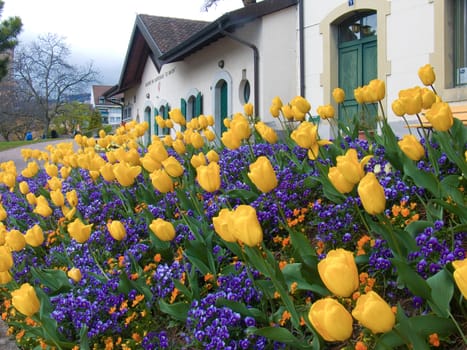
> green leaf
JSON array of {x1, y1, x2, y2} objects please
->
[
  {"x1": 158, "y1": 300, "x2": 189, "y2": 321},
  {"x1": 79, "y1": 325, "x2": 90, "y2": 350},
  {"x1": 251, "y1": 327, "x2": 313, "y2": 349},
  {"x1": 289, "y1": 230, "x2": 319, "y2": 269},
  {"x1": 30, "y1": 268, "x2": 72, "y2": 296},
  {"x1": 394, "y1": 305, "x2": 430, "y2": 350},
  {"x1": 281, "y1": 263, "x2": 329, "y2": 296},
  {"x1": 225, "y1": 189, "x2": 258, "y2": 202},
  {"x1": 392, "y1": 258, "x2": 432, "y2": 300},
  {"x1": 426, "y1": 269, "x2": 453, "y2": 317}
]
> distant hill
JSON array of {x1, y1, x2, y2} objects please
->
[{"x1": 63, "y1": 93, "x2": 91, "y2": 104}]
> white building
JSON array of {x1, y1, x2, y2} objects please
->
[
  {"x1": 91, "y1": 85, "x2": 124, "y2": 130},
  {"x1": 108, "y1": 0, "x2": 467, "y2": 140}
]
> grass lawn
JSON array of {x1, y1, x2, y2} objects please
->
[{"x1": 0, "y1": 139, "x2": 50, "y2": 151}]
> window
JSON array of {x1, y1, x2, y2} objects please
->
[
  {"x1": 338, "y1": 13, "x2": 377, "y2": 43},
  {"x1": 99, "y1": 97, "x2": 105, "y2": 104},
  {"x1": 454, "y1": 0, "x2": 467, "y2": 85}
]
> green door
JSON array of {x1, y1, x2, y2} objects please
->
[
  {"x1": 338, "y1": 12, "x2": 377, "y2": 129},
  {"x1": 220, "y1": 80, "x2": 228, "y2": 133}
]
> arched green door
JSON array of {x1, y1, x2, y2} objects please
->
[
  {"x1": 220, "y1": 80, "x2": 228, "y2": 133},
  {"x1": 338, "y1": 12, "x2": 377, "y2": 130}
]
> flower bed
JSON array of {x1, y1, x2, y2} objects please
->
[{"x1": 0, "y1": 65, "x2": 466, "y2": 349}]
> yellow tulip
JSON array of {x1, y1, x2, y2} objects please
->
[
  {"x1": 190, "y1": 132, "x2": 205, "y2": 149},
  {"x1": 162, "y1": 156, "x2": 184, "y2": 177},
  {"x1": 332, "y1": 87, "x2": 345, "y2": 104},
  {"x1": 352, "y1": 291, "x2": 395, "y2": 333},
  {"x1": 26, "y1": 192, "x2": 37, "y2": 206},
  {"x1": 62, "y1": 205, "x2": 76, "y2": 221},
  {"x1": 21, "y1": 161, "x2": 40, "y2": 178},
  {"x1": 169, "y1": 108, "x2": 186, "y2": 125},
  {"x1": 113, "y1": 162, "x2": 141, "y2": 187},
  {"x1": 206, "y1": 150, "x2": 219, "y2": 163},
  {"x1": 452, "y1": 259, "x2": 467, "y2": 299},
  {"x1": 418, "y1": 64, "x2": 436, "y2": 86},
  {"x1": 0, "y1": 271, "x2": 12, "y2": 284},
  {"x1": 67, "y1": 218, "x2": 93, "y2": 243},
  {"x1": 229, "y1": 205, "x2": 263, "y2": 247},
  {"x1": 230, "y1": 114, "x2": 251, "y2": 140},
  {"x1": 398, "y1": 134, "x2": 425, "y2": 161},
  {"x1": 60, "y1": 166, "x2": 72, "y2": 179},
  {"x1": 244, "y1": 103, "x2": 254, "y2": 116},
  {"x1": 2, "y1": 172, "x2": 15, "y2": 190},
  {"x1": 66, "y1": 190, "x2": 79, "y2": 207},
  {"x1": 358, "y1": 172, "x2": 386, "y2": 215},
  {"x1": 0, "y1": 245, "x2": 13, "y2": 272},
  {"x1": 398, "y1": 87, "x2": 423, "y2": 115},
  {"x1": 50, "y1": 189, "x2": 65, "y2": 207},
  {"x1": 291, "y1": 96, "x2": 311, "y2": 115},
  {"x1": 196, "y1": 162, "x2": 221, "y2": 192},
  {"x1": 308, "y1": 298, "x2": 353, "y2": 342},
  {"x1": 367, "y1": 79, "x2": 386, "y2": 102},
  {"x1": 198, "y1": 115, "x2": 209, "y2": 129},
  {"x1": 149, "y1": 218, "x2": 176, "y2": 241},
  {"x1": 290, "y1": 121, "x2": 318, "y2": 149},
  {"x1": 354, "y1": 87, "x2": 365, "y2": 104},
  {"x1": 247, "y1": 156, "x2": 278, "y2": 193},
  {"x1": 336, "y1": 149, "x2": 365, "y2": 185},
  {"x1": 212, "y1": 208, "x2": 236, "y2": 243},
  {"x1": 19, "y1": 181, "x2": 29, "y2": 195},
  {"x1": 255, "y1": 121, "x2": 278, "y2": 144},
  {"x1": 107, "y1": 220, "x2": 126, "y2": 241},
  {"x1": 68, "y1": 267, "x2": 82, "y2": 283},
  {"x1": 47, "y1": 176, "x2": 63, "y2": 191},
  {"x1": 190, "y1": 152, "x2": 207, "y2": 168},
  {"x1": 391, "y1": 99, "x2": 406, "y2": 116},
  {"x1": 0, "y1": 204, "x2": 6, "y2": 221},
  {"x1": 421, "y1": 87, "x2": 436, "y2": 110},
  {"x1": 172, "y1": 139, "x2": 186, "y2": 155},
  {"x1": 33, "y1": 195, "x2": 53, "y2": 217},
  {"x1": 221, "y1": 130, "x2": 241, "y2": 150},
  {"x1": 316, "y1": 104, "x2": 335, "y2": 119},
  {"x1": 45, "y1": 162, "x2": 58, "y2": 177},
  {"x1": 148, "y1": 141, "x2": 169, "y2": 162},
  {"x1": 24, "y1": 224, "x2": 44, "y2": 247},
  {"x1": 150, "y1": 169, "x2": 174, "y2": 193},
  {"x1": 317, "y1": 248, "x2": 359, "y2": 297},
  {"x1": 425, "y1": 102, "x2": 454, "y2": 132},
  {"x1": 203, "y1": 128, "x2": 216, "y2": 142},
  {"x1": 100, "y1": 162, "x2": 117, "y2": 181},
  {"x1": 270, "y1": 105, "x2": 280, "y2": 118},
  {"x1": 11, "y1": 283, "x2": 41, "y2": 317}
]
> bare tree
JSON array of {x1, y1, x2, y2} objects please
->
[
  {"x1": 13, "y1": 33, "x2": 99, "y2": 137},
  {"x1": 201, "y1": 0, "x2": 224, "y2": 11}
]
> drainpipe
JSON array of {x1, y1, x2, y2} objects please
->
[
  {"x1": 298, "y1": 0, "x2": 305, "y2": 97},
  {"x1": 218, "y1": 23, "x2": 259, "y2": 117}
]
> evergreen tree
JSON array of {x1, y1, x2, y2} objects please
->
[{"x1": 0, "y1": 0, "x2": 22, "y2": 81}]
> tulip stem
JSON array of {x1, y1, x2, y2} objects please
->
[
  {"x1": 90, "y1": 246, "x2": 110, "y2": 281},
  {"x1": 449, "y1": 310, "x2": 467, "y2": 344}
]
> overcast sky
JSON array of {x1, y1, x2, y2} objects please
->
[{"x1": 3, "y1": 0, "x2": 244, "y2": 86}]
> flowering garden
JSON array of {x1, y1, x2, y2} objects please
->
[{"x1": 0, "y1": 64, "x2": 466, "y2": 349}]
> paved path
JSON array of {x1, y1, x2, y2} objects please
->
[{"x1": 0, "y1": 137, "x2": 75, "y2": 172}]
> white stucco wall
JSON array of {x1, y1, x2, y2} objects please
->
[{"x1": 123, "y1": 5, "x2": 298, "y2": 139}]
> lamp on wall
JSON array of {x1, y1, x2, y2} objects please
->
[
  {"x1": 146, "y1": 93, "x2": 150, "y2": 99},
  {"x1": 218, "y1": 60, "x2": 225, "y2": 69}
]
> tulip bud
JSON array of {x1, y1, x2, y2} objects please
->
[
  {"x1": 107, "y1": 220, "x2": 127, "y2": 241},
  {"x1": 11, "y1": 283, "x2": 41, "y2": 317},
  {"x1": 247, "y1": 156, "x2": 278, "y2": 193},
  {"x1": 0, "y1": 245, "x2": 13, "y2": 272},
  {"x1": 113, "y1": 162, "x2": 142, "y2": 187},
  {"x1": 290, "y1": 121, "x2": 318, "y2": 149},
  {"x1": 66, "y1": 190, "x2": 79, "y2": 207},
  {"x1": 190, "y1": 152, "x2": 207, "y2": 168},
  {"x1": 0, "y1": 271, "x2": 12, "y2": 284},
  {"x1": 206, "y1": 150, "x2": 219, "y2": 163},
  {"x1": 231, "y1": 114, "x2": 251, "y2": 140},
  {"x1": 50, "y1": 189, "x2": 65, "y2": 207},
  {"x1": 358, "y1": 172, "x2": 386, "y2": 215},
  {"x1": 67, "y1": 218, "x2": 93, "y2": 243},
  {"x1": 244, "y1": 103, "x2": 254, "y2": 116},
  {"x1": 68, "y1": 267, "x2": 82, "y2": 283},
  {"x1": 190, "y1": 132, "x2": 205, "y2": 149},
  {"x1": 0, "y1": 204, "x2": 6, "y2": 221},
  {"x1": 318, "y1": 248, "x2": 359, "y2": 297},
  {"x1": 169, "y1": 108, "x2": 186, "y2": 125},
  {"x1": 352, "y1": 291, "x2": 395, "y2": 333},
  {"x1": 418, "y1": 64, "x2": 436, "y2": 86},
  {"x1": 196, "y1": 162, "x2": 221, "y2": 192},
  {"x1": 308, "y1": 298, "x2": 353, "y2": 342},
  {"x1": 149, "y1": 218, "x2": 176, "y2": 241},
  {"x1": 316, "y1": 104, "x2": 335, "y2": 119},
  {"x1": 255, "y1": 122, "x2": 278, "y2": 144},
  {"x1": 332, "y1": 88, "x2": 345, "y2": 104},
  {"x1": 221, "y1": 129, "x2": 241, "y2": 150},
  {"x1": 24, "y1": 224, "x2": 44, "y2": 247},
  {"x1": 398, "y1": 134, "x2": 425, "y2": 161},
  {"x1": 336, "y1": 149, "x2": 365, "y2": 185},
  {"x1": 391, "y1": 99, "x2": 405, "y2": 116},
  {"x1": 398, "y1": 87, "x2": 423, "y2": 115},
  {"x1": 203, "y1": 129, "x2": 216, "y2": 142},
  {"x1": 33, "y1": 195, "x2": 53, "y2": 217},
  {"x1": 452, "y1": 259, "x2": 467, "y2": 299},
  {"x1": 424, "y1": 102, "x2": 454, "y2": 132},
  {"x1": 45, "y1": 162, "x2": 58, "y2": 177},
  {"x1": 19, "y1": 181, "x2": 29, "y2": 195}
]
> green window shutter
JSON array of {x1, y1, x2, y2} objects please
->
[
  {"x1": 164, "y1": 104, "x2": 170, "y2": 135},
  {"x1": 181, "y1": 98, "x2": 187, "y2": 131},
  {"x1": 195, "y1": 92, "x2": 203, "y2": 117},
  {"x1": 153, "y1": 107, "x2": 159, "y2": 135}
]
